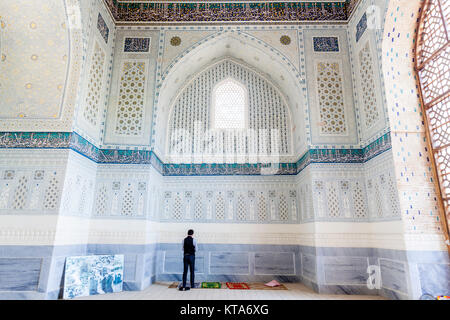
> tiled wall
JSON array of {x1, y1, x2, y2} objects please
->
[
  {"x1": 381, "y1": 0, "x2": 445, "y2": 245},
  {"x1": 156, "y1": 244, "x2": 300, "y2": 283},
  {"x1": 0, "y1": 0, "x2": 448, "y2": 301},
  {"x1": 73, "y1": 0, "x2": 116, "y2": 146}
]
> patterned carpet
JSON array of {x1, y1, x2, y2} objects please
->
[
  {"x1": 75, "y1": 282, "x2": 386, "y2": 300},
  {"x1": 226, "y1": 282, "x2": 250, "y2": 290},
  {"x1": 169, "y1": 282, "x2": 288, "y2": 290}
]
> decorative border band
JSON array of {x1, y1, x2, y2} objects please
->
[
  {"x1": 104, "y1": 0, "x2": 354, "y2": 23},
  {"x1": 0, "y1": 131, "x2": 391, "y2": 176}
]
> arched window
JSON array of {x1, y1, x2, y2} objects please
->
[
  {"x1": 415, "y1": 0, "x2": 450, "y2": 238},
  {"x1": 212, "y1": 78, "x2": 247, "y2": 129}
]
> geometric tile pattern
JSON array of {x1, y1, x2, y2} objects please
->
[
  {"x1": 95, "y1": 185, "x2": 108, "y2": 216},
  {"x1": 365, "y1": 157, "x2": 401, "y2": 220},
  {"x1": 316, "y1": 61, "x2": 347, "y2": 135},
  {"x1": 352, "y1": 182, "x2": 366, "y2": 219},
  {"x1": 43, "y1": 176, "x2": 60, "y2": 210},
  {"x1": 236, "y1": 194, "x2": 247, "y2": 221},
  {"x1": 121, "y1": 187, "x2": 135, "y2": 216},
  {"x1": 418, "y1": 48, "x2": 450, "y2": 105},
  {"x1": 97, "y1": 13, "x2": 109, "y2": 44},
  {"x1": 159, "y1": 187, "x2": 300, "y2": 223},
  {"x1": 358, "y1": 41, "x2": 379, "y2": 129},
  {"x1": 215, "y1": 194, "x2": 225, "y2": 220},
  {"x1": 426, "y1": 96, "x2": 450, "y2": 150},
  {"x1": 278, "y1": 194, "x2": 289, "y2": 220},
  {"x1": 356, "y1": 12, "x2": 367, "y2": 42},
  {"x1": 83, "y1": 42, "x2": 106, "y2": 127},
  {"x1": 307, "y1": 167, "x2": 394, "y2": 222},
  {"x1": 0, "y1": 167, "x2": 64, "y2": 214},
  {"x1": 416, "y1": 0, "x2": 448, "y2": 66},
  {"x1": 115, "y1": 61, "x2": 146, "y2": 136},
  {"x1": 257, "y1": 192, "x2": 268, "y2": 221},
  {"x1": 93, "y1": 179, "x2": 148, "y2": 217},
  {"x1": 12, "y1": 176, "x2": 28, "y2": 210},
  {"x1": 326, "y1": 182, "x2": 340, "y2": 218}
]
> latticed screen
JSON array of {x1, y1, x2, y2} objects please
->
[
  {"x1": 416, "y1": 0, "x2": 450, "y2": 233},
  {"x1": 168, "y1": 59, "x2": 291, "y2": 158},
  {"x1": 213, "y1": 79, "x2": 246, "y2": 129}
]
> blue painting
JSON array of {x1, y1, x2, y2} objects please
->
[
  {"x1": 97, "y1": 13, "x2": 109, "y2": 44},
  {"x1": 313, "y1": 37, "x2": 339, "y2": 52},
  {"x1": 63, "y1": 255, "x2": 124, "y2": 299},
  {"x1": 356, "y1": 12, "x2": 367, "y2": 42},
  {"x1": 124, "y1": 37, "x2": 150, "y2": 53}
]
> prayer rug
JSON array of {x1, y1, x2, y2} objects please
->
[
  {"x1": 168, "y1": 282, "x2": 201, "y2": 289},
  {"x1": 265, "y1": 280, "x2": 281, "y2": 287},
  {"x1": 247, "y1": 282, "x2": 288, "y2": 290},
  {"x1": 201, "y1": 282, "x2": 221, "y2": 289},
  {"x1": 226, "y1": 282, "x2": 250, "y2": 290}
]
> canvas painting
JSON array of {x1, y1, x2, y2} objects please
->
[{"x1": 63, "y1": 254, "x2": 124, "y2": 299}]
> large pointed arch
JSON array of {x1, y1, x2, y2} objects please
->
[
  {"x1": 165, "y1": 57, "x2": 294, "y2": 163},
  {"x1": 152, "y1": 30, "x2": 307, "y2": 163}
]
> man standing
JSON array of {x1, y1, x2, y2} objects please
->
[{"x1": 180, "y1": 229, "x2": 197, "y2": 291}]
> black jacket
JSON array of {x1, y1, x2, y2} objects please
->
[{"x1": 183, "y1": 236, "x2": 196, "y2": 255}]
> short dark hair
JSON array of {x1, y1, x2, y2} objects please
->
[{"x1": 187, "y1": 229, "x2": 194, "y2": 236}]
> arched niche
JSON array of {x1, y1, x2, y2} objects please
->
[
  {"x1": 165, "y1": 57, "x2": 294, "y2": 164},
  {"x1": 153, "y1": 30, "x2": 307, "y2": 163}
]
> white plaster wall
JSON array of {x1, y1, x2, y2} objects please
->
[
  {"x1": 0, "y1": 149, "x2": 69, "y2": 245},
  {"x1": 73, "y1": 0, "x2": 116, "y2": 146},
  {"x1": 0, "y1": 149, "x2": 98, "y2": 246},
  {"x1": 53, "y1": 150, "x2": 97, "y2": 246},
  {"x1": 364, "y1": 151, "x2": 402, "y2": 221},
  {"x1": 347, "y1": 0, "x2": 390, "y2": 146},
  {"x1": 87, "y1": 164, "x2": 156, "y2": 244},
  {"x1": 158, "y1": 175, "x2": 299, "y2": 223}
]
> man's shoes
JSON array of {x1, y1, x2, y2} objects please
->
[
  {"x1": 185, "y1": 287, "x2": 190, "y2": 291},
  {"x1": 178, "y1": 287, "x2": 184, "y2": 291}
]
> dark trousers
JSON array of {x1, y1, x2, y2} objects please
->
[{"x1": 182, "y1": 254, "x2": 195, "y2": 288}]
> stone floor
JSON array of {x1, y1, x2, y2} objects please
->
[{"x1": 74, "y1": 282, "x2": 386, "y2": 300}]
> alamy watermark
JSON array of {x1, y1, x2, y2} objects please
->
[
  {"x1": 169, "y1": 121, "x2": 282, "y2": 175},
  {"x1": 367, "y1": 265, "x2": 382, "y2": 290}
]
